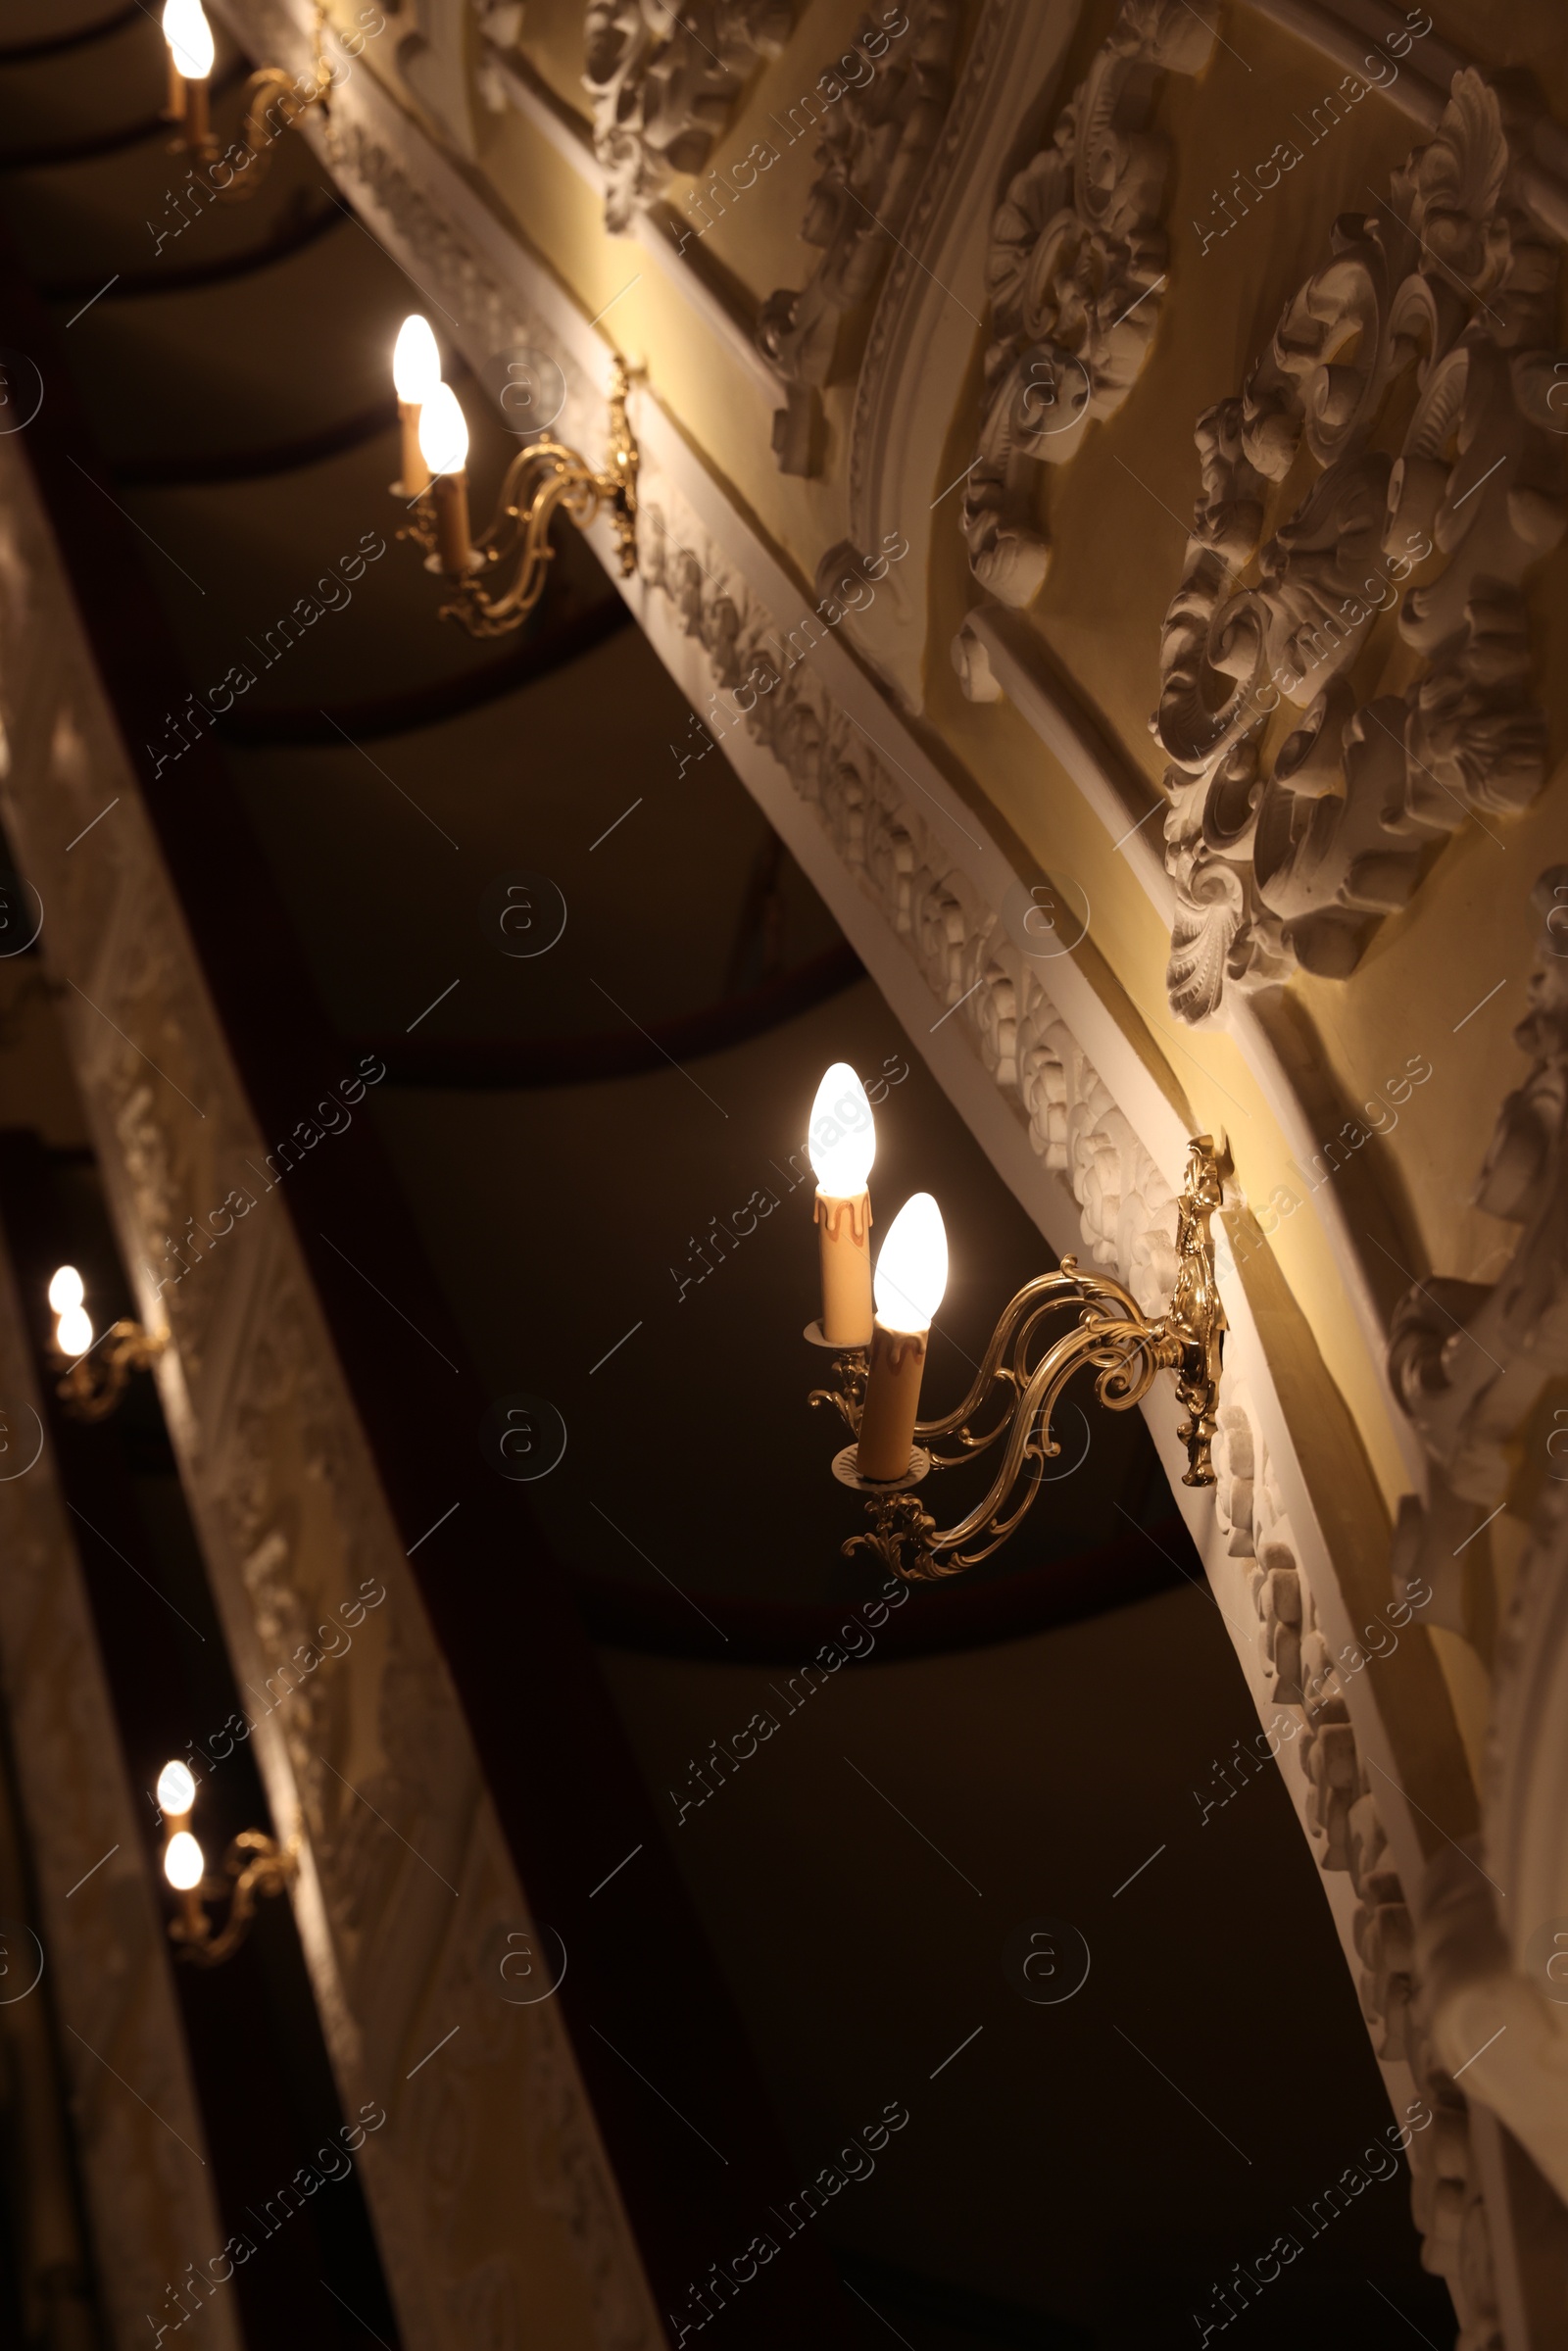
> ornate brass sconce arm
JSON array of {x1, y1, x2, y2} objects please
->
[
  {"x1": 217, "y1": 52, "x2": 333, "y2": 193},
  {"x1": 408, "y1": 364, "x2": 639, "y2": 637},
  {"x1": 170, "y1": 1830, "x2": 298, "y2": 1967},
  {"x1": 172, "y1": 3, "x2": 335, "y2": 190},
  {"x1": 818, "y1": 1138, "x2": 1227, "y2": 1584},
  {"x1": 54, "y1": 1321, "x2": 168, "y2": 1422}
]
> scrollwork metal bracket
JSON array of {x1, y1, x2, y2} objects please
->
[
  {"x1": 405, "y1": 362, "x2": 640, "y2": 637},
  {"x1": 170, "y1": 1832, "x2": 299, "y2": 1968},
  {"x1": 812, "y1": 1136, "x2": 1227, "y2": 1582}
]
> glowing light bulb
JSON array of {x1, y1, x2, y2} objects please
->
[
  {"x1": 392, "y1": 314, "x2": 442, "y2": 405},
  {"x1": 164, "y1": 1831, "x2": 205, "y2": 1891},
  {"x1": 163, "y1": 0, "x2": 215, "y2": 79},
  {"x1": 55, "y1": 1304, "x2": 93, "y2": 1357},
  {"x1": 47, "y1": 1265, "x2": 84, "y2": 1314},
  {"x1": 873, "y1": 1193, "x2": 948, "y2": 1334},
  {"x1": 417, "y1": 382, "x2": 468, "y2": 476},
  {"x1": 157, "y1": 1760, "x2": 197, "y2": 1817},
  {"x1": 808, "y1": 1063, "x2": 876, "y2": 1197}
]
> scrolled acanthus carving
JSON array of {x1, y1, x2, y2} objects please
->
[
  {"x1": 1151, "y1": 72, "x2": 1567, "y2": 1022},
  {"x1": 758, "y1": 0, "x2": 962, "y2": 475},
  {"x1": 584, "y1": 0, "x2": 793, "y2": 234},
  {"x1": 955, "y1": 0, "x2": 1214, "y2": 613}
]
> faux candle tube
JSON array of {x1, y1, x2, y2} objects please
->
[
  {"x1": 184, "y1": 75, "x2": 210, "y2": 154},
  {"x1": 399, "y1": 400, "x2": 429, "y2": 496},
  {"x1": 430, "y1": 470, "x2": 472, "y2": 574},
  {"x1": 856, "y1": 1321, "x2": 928, "y2": 1481},
  {"x1": 815, "y1": 1189, "x2": 872, "y2": 1344},
  {"x1": 165, "y1": 52, "x2": 187, "y2": 122}
]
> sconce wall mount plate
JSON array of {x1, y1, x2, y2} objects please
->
[{"x1": 164, "y1": 0, "x2": 335, "y2": 194}]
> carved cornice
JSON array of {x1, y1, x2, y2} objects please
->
[
  {"x1": 1210, "y1": 1384, "x2": 1502, "y2": 2348},
  {"x1": 1150, "y1": 72, "x2": 1567, "y2": 1023}
]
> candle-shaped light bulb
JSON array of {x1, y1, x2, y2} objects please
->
[
  {"x1": 47, "y1": 1265, "x2": 84, "y2": 1314},
  {"x1": 55, "y1": 1303, "x2": 94, "y2": 1358},
  {"x1": 808, "y1": 1062, "x2": 875, "y2": 1345},
  {"x1": 418, "y1": 384, "x2": 474, "y2": 574},
  {"x1": 393, "y1": 314, "x2": 441, "y2": 404},
  {"x1": 164, "y1": 1830, "x2": 205, "y2": 1891},
  {"x1": 418, "y1": 381, "x2": 468, "y2": 475},
  {"x1": 392, "y1": 314, "x2": 441, "y2": 495},
  {"x1": 857, "y1": 1192, "x2": 947, "y2": 1481},
  {"x1": 872, "y1": 1191, "x2": 947, "y2": 1333},
  {"x1": 808, "y1": 1063, "x2": 876, "y2": 1194},
  {"x1": 156, "y1": 1760, "x2": 197, "y2": 1818},
  {"x1": 163, "y1": 0, "x2": 215, "y2": 76},
  {"x1": 163, "y1": 0, "x2": 214, "y2": 151}
]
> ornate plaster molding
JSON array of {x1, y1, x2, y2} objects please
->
[
  {"x1": 200, "y1": 38, "x2": 1499, "y2": 2316},
  {"x1": 955, "y1": 0, "x2": 1213, "y2": 612},
  {"x1": 629, "y1": 441, "x2": 1513, "y2": 2346},
  {"x1": 828, "y1": 0, "x2": 1081, "y2": 705},
  {"x1": 584, "y1": 0, "x2": 794, "y2": 233},
  {"x1": 1380, "y1": 866, "x2": 1568, "y2": 2233},
  {"x1": 0, "y1": 445, "x2": 662, "y2": 2351},
  {"x1": 758, "y1": 0, "x2": 965, "y2": 476},
  {"x1": 1150, "y1": 71, "x2": 1567, "y2": 1023},
  {"x1": 1388, "y1": 868, "x2": 1568, "y2": 1636},
  {"x1": 1210, "y1": 1384, "x2": 1504, "y2": 2347}
]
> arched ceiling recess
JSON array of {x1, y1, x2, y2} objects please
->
[{"x1": 197, "y1": 0, "x2": 1568, "y2": 2329}]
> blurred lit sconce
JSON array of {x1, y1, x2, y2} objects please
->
[
  {"x1": 803, "y1": 1069, "x2": 1228, "y2": 1582},
  {"x1": 156, "y1": 1760, "x2": 296, "y2": 1968},
  {"x1": 390, "y1": 315, "x2": 639, "y2": 637},
  {"x1": 161, "y1": 0, "x2": 335, "y2": 190},
  {"x1": 47, "y1": 1265, "x2": 167, "y2": 1423}
]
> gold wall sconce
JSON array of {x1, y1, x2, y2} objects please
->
[
  {"x1": 161, "y1": 0, "x2": 335, "y2": 191},
  {"x1": 389, "y1": 316, "x2": 639, "y2": 637},
  {"x1": 156, "y1": 1762, "x2": 296, "y2": 1967},
  {"x1": 47, "y1": 1266, "x2": 167, "y2": 1423},
  {"x1": 802, "y1": 1067, "x2": 1227, "y2": 1583}
]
